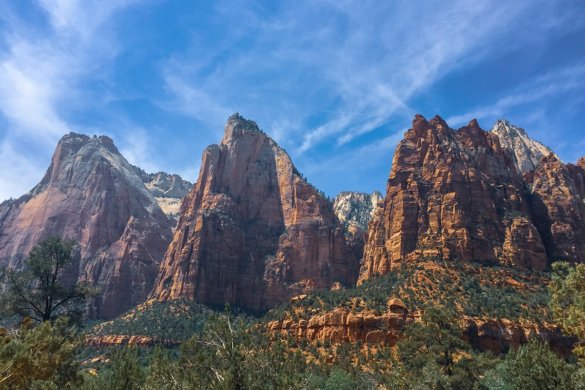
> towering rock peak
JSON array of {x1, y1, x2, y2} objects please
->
[
  {"x1": 491, "y1": 119, "x2": 555, "y2": 174},
  {"x1": 152, "y1": 114, "x2": 361, "y2": 312},
  {"x1": 34, "y1": 133, "x2": 153, "y2": 203},
  {"x1": 429, "y1": 114, "x2": 449, "y2": 128},
  {"x1": 333, "y1": 191, "x2": 383, "y2": 233},
  {"x1": 454, "y1": 118, "x2": 503, "y2": 153},
  {"x1": 0, "y1": 133, "x2": 172, "y2": 319},
  {"x1": 222, "y1": 112, "x2": 264, "y2": 145},
  {"x1": 360, "y1": 114, "x2": 548, "y2": 283},
  {"x1": 361, "y1": 114, "x2": 585, "y2": 284},
  {"x1": 467, "y1": 118, "x2": 481, "y2": 130}
]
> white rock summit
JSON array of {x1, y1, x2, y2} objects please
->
[
  {"x1": 491, "y1": 120, "x2": 555, "y2": 174},
  {"x1": 333, "y1": 191, "x2": 383, "y2": 232}
]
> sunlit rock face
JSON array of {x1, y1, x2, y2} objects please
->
[
  {"x1": 152, "y1": 114, "x2": 361, "y2": 312},
  {"x1": 360, "y1": 115, "x2": 585, "y2": 283},
  {"x1": 0, "y1": 133, "x2": 172, "y2": 319}
]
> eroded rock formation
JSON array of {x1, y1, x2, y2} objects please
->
[
  {"x1": 152, "y1": 114, "x2": 361, "y2": 312},
  {"x1": 360, "y1": 115, "x2": 584, "y2": 282},
  {"x1": 0, "y1": 133, "x2": 172, "y2": 319},
  {"x1": 267, "y1": 307, "x2": 572, "y2": 356}
]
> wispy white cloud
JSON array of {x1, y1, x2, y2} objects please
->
[
  {"x1": 294, "y1": 0, "x2": 535, "y2": 152},
  {"x1": 117, "y1": 126, "x2": 159, "y2": 173},
  {"x1": 161, "y1": 70, "x2": 232, "y2": 132},
  {"x1": 298, "y1": 128, "x2": 407, "y2": 196},
  {"x1": 161, "y1": 0, "x2": 575, "y2": 160},
  {"x1": 1, "y1": 0, "x2": 583, "y2": 199},
  {"x1": 446, "y1": 65, "x2": 585, "y2": 127},
  {"x1": 0, "y1": 0, "x2": 143, "y2": 199},
  {"x1": 0, "y1": 139, "x2": 50, "y2": 200},
  {"x1": 38, "y1": 0, "x2": 141, "y2": 38}
]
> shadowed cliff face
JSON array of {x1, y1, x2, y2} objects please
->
[
  {"x1": 0, "y1": 133, "x2": 172, "y2": 319},
  {"x1": 360, "y1": 114, "x2": 585, "y2": 283},
  {"x1": 152, "y1": 114, "x2": 361, "y2": 312},
  {"x1": 528, "y1": 155, "x2": 585, "y2": 262}
]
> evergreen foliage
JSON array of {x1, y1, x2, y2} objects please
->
[
  {"x1": 267, "y1": 260, "x2": 551, "y2": 322},
  {"x1": 0, "y1": 317, "x2": 83, "y2": 389},
  {"x1": 396, "y1": 305, "x2": 497, "y2": 389},
  {"x1": 550, "y1": 262, "x2": 585, "y2": 360},
  {"x1": 0, "y1": 237, "x2": 95, "y2": 323},
  {"x1": 92, "y1": 300, "x2": 217, "y2": 341},
  {"x1": 482, "y1": 341, "x2": 580, "y2": 389}
]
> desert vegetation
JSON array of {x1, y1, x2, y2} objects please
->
[{"x1": 1, "y1": 239, "x2": 584, "y2": 389}]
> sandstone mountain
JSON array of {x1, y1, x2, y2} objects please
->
[
  {"x1": 491, "y1": 119, "x2": 555, "y2": 174},
  {"x1": 133, "y1": 168, "x2": 192, "y2": 226},
  {"x1": 333, "y1": 191, "x2": 382, "y2": 233},
  {"x1": 0, "y1": 133, "x2": 172, "y2": 319},
  {"x1": 360, "y1": 115, "x2": 585, "y2": 282},
  {"x1": 152, "y1": 114, "x2": 361, "y2": 312}
]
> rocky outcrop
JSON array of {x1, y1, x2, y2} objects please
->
[
  {"x1": 463, "y1": 317, "x2": 573, "y2": 356},
  {"x1": 333, "y1": 191, "x2": 382, "y2": 233},
  {"x1": 85, "y1": 335, "x2": 180, "y2": 348},
  {"x1": 152, "y1": 114, "x2": 361, "y2": 312},
  {"x1": 360, "y1": 115, "x2": 585, "y2": 282},
  {"x1": 267, "y1": 308, "x2": 572, "y2": 356},
  {"x1": 491, "y1": 120, "x2": 555, "y2": 174},
  {"x1": 501, "y1": 216, "x2": 547, "y2": 269},
  {"x1": 0, "y1": 133, "x2": 172, "y2": 319},
  {"x1": 134, "y1": 168, "x2": 192, "y2": 226},
  {"x1": 267, "y1": 308, "x2": 412, "y2": 346}
]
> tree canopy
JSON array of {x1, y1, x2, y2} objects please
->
[
  {"x1": 1, "y1": 237, "x2": 93, "y2": 323},
  {"x1": 550, "y1": 261, "x2": 585, "y2": 361}
]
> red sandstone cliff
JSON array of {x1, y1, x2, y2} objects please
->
[
  {"x1": 360, "y1": 115, "x2": 584, "y2": 282},
  {"x1": 528, "y1": 155, "x2": 585, "y2": 262},
  {"x1": 0, "y1": 133, "x2": 172, "y2": 319},
  {"x1": 152, "y1": 114, "x2": 360, "y2": 312}
]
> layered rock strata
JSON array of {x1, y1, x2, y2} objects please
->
[
  {"x1": 528, "y1": 155, "x2": 585, "y2": 262},
  {"x1": 267, "y1": 308, "x2": 572, "y2": 356}
]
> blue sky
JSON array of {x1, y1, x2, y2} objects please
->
[{"x1": 0, "y1": 0, "x2": 584, "y2": 201}]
